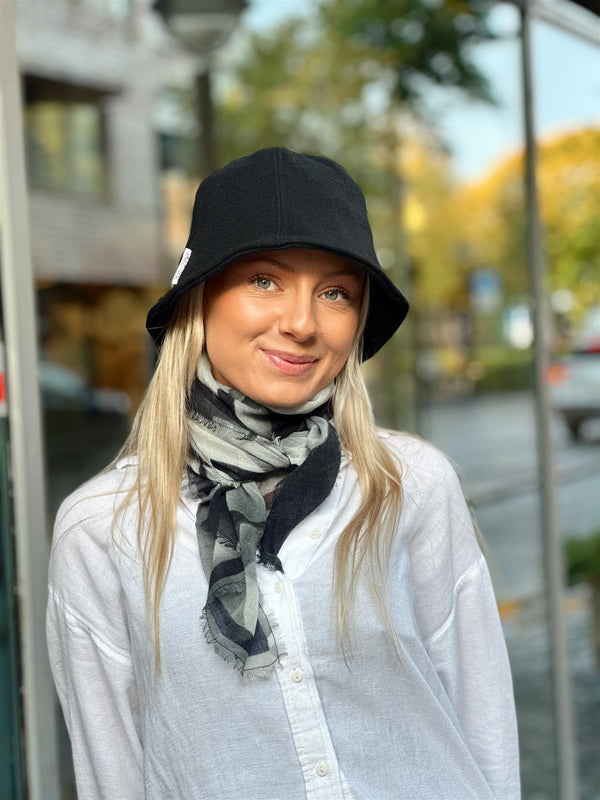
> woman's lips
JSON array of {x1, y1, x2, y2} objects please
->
[{"x1": 261, "y1": 349, "x2": 318, "y2": 376}]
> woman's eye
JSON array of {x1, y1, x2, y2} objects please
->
[
  {"x1": 322, "y1": 288, "x2": 350, "y2": 302},
  {"x1": 253, "y1": 276, "x2": 275, "y2": 291}
]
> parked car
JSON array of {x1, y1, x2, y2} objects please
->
[{"x1": 547, "y1": 307, "x2": 600, "y2": 440}]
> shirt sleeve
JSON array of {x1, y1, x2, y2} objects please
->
[
  {"x1": 47, "y1": 585, "x2": 144, "y2": 800},
  {"x1": 401, "y1": 441, "x2": 520, "y2": 800},
  {"x1": 46, "y1": 474, "x2": 145, "y2": 800},
  {"x1": 424, "y1": 556, "x2": 521, "y2": 800}
]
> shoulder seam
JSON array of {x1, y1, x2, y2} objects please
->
[
  {"x1": 423, "y1": 554, "x2": 488, "y2": 647},
  {"x1": 48, "y1": 584, "x2": 133, "y2": 664}
]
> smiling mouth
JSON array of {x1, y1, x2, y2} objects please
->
[{"x1": 261, "y1": 349, "x2": 318, "y2": 376}]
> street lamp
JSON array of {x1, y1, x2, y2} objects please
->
[{"x1": 153, "y1": 0, "x2": 247, "y2": 176}]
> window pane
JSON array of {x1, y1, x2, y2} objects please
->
[
  {"x1": 68, "y1": 104, "x2": 105, "y2": 196},
  {"x1": 25, "y1": 101, "x2": 105, "y2": 197},
  {"x1": 25, "y1": 103, "x2": 69, "y2": 192}
]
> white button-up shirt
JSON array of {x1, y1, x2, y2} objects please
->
[{"x1": 46, "y1": 432, "x2": 520, "y2": 800}]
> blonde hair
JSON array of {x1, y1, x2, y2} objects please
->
[{"x1": 118, "y1": 278, "x2": 403, "y2": 666}]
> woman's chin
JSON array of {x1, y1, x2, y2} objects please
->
[{"x1": 242, "y1": 378, "x2": 321, "y2": 409}]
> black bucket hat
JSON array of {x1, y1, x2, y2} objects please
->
[{"x1": 146, "y1": 147, "x2": 409, "y2": 360}]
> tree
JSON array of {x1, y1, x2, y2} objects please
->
[
  {"x1": 321, "y1": 0, "x2": 496, "y2": 112},
  {"x1": 539, "y1": 128, "x2": 600, "y2": 312},
  {"x1": 456, "y1": 128, "x2": 600, "y2": 317},
  {"x1": 400, "y1": 131, "x2": 467, "y2": 308},
  {"x1": 214, "y1": 1, "x2": 497, "y2": 166},
  {"x1": 214, "y1": 18, "x2": 385, "y2": 189}
]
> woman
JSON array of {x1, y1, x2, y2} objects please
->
[{"x1": 47, "y1": 148, "x2": 520, "y2": 800}]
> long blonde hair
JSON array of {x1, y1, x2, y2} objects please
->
[{"x1": 118, "y1": 278, "x2": 403, "y2": 665}]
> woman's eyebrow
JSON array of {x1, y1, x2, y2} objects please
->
[{"x1": 240, "y1": 255, "x2": 363, "y2": 281}]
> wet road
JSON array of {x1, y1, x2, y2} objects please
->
[{"x1": 420, "y1": 390, "x2": 600, "y2": 603}]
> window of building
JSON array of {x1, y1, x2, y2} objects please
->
[{"x1": 24, "y1": 77, "x2": 108, "y2": 198}]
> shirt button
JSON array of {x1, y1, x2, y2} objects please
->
[
  {"x1": 315, "y1": 761, "x2": 329, "y2": 777},
  {"x1": 290, "y1": 667, "x2": 304, "y2": 683},
  {"x1": 273, "y1": 580, "x2": 283, "y2": 593},
  {"x1": 309, "y1": 528, "x2": 321, "y2": 540}
]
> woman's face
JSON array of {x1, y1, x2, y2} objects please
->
[{"x1": 202, "y1": 248, "x2": 364, "y2": 407}]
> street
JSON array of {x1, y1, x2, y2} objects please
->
[{"x1": 420, "y1": 390, "x2": 600, "y2": 602}]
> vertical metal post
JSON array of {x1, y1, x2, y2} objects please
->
[
  {"x1": 382, "y1": 132, "x2": 418, "y2": 433},
  {"x1": 0, "y1": 1, "x2": 60, "y2": 798},
  {"x1": 519, "y1": 1, "x2": 579, "y2": 797},
  {"x1": 196, "y1": 66, "x2": 215, "y2": 177}
]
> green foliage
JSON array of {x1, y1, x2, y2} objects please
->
[
  {"x1": 214, "y1": 18, "x2": 377, "y2": 179},
  {"x1": 214, "y1": 0, "x2": 497, "y2": 172},
  {"x1": 540, "y1": 129, "x2": 600, "y2": 314},
  {"x1": 321, "y1": 0, "x2": 496, "y2": 111},
  {"x1": 565, "y1": 532, "x2": 600, "y2": 587},
  {"x1": 471, "y1": 345, "x2": 532, "y2": 392},
  {"x1": 457, "y1": 129, "x2": 600, "y2": 320}
]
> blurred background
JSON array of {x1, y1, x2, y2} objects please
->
[{"x1": 0, "y1": 0, "x2": 598, "y2": 797}]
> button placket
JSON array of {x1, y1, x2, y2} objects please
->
[{"x1": 273, "y1": 581, "x2": 344, "y2": 799}]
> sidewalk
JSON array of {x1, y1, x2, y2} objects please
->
[{"x1": 503, "y1": 585, "x2": 600, "y2": 799}]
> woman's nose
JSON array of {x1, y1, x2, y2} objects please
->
[{"x1": 278, "y1": 291, "x2": 318, "y2": 341}]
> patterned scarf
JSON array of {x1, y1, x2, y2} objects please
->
[{"x1": 186, "y1": 354, "x2": 341, "y2": 678}]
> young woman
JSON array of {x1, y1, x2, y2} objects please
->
[{"x1": 47, "y1": 147, "x2": 520, "y2": 800}]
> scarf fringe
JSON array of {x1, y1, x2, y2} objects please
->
[{"x1": 200, "y1": 607, "x2": 287, "y2": 681}]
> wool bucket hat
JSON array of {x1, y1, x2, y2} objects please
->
[{"x1": 146, "y1": 147, "x2": 409, "y2": 360}]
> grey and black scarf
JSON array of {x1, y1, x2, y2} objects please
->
[{"x1": 186, "y1": 355, "x2": 341, "y2": 678}]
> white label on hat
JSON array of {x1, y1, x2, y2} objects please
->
[{"x1": 172, "y1": 248, "x2": 192, "y2": 285}]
